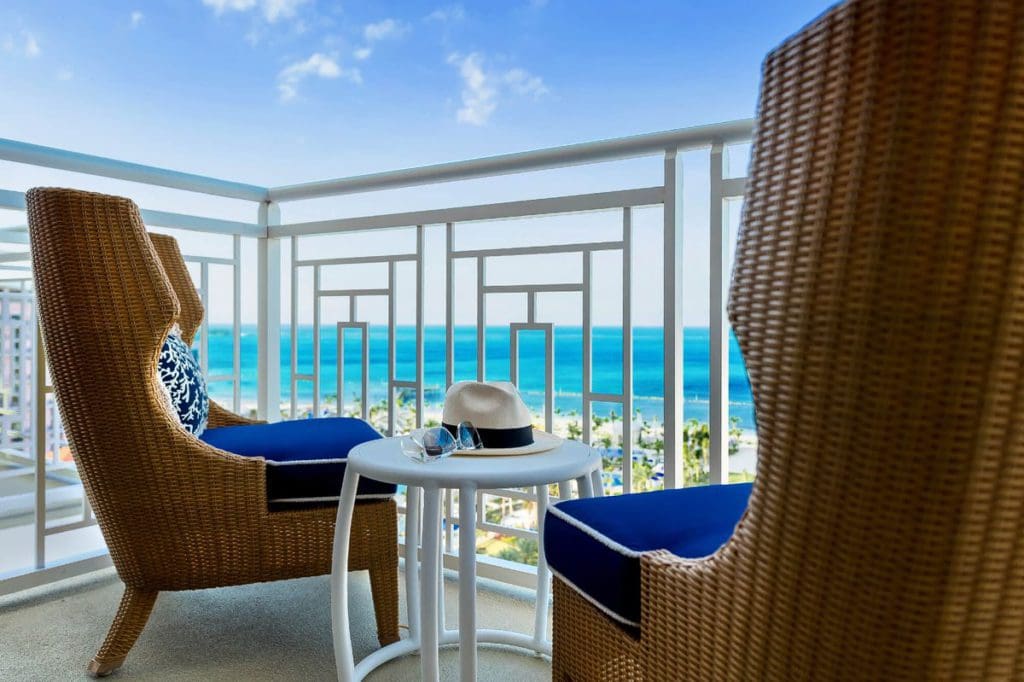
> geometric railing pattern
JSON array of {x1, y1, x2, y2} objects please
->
[
  {"x1": 289, "y1": 229, "x2": 424, "y2": 434},
  {"x1": 0, "y1": 119, "x2": 754, "y2": 594},
  {"x1": 447, "y1": 209, "x2": 636, "y2": 488},
  {"x1": 183, "y1": 234, "x2": 244, "y2": 413}
]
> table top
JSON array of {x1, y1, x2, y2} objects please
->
[{"x1": 347, "y1": 437, "x2": 600, "y2": 490}]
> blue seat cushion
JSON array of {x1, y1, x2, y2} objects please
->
[
  {"x1": 544, "y1": 482, "x2": 753, "y2": 627},
  {"x1": 200, "y1": 418, "x2": 396, "y2": 509}
]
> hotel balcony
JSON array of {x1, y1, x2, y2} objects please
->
[
  {"x1": 0, "y1": 119, "x2": 756, "y2": 677},
  {"x1": 3, "y1": 1, "x2": 1023, "y2": 679}
]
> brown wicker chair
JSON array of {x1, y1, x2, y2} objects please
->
[
  {"x1": 549, "y1": 0, "x2": 1024, "y2": 679},
  {"x1": 25, "y1": 188, "x2": 399, "y2": 676}
]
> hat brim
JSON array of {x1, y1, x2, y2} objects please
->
[{"x1": 453, "y1": 429, "x2": 563, "y2": 456}]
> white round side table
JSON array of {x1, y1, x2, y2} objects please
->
[{"x1": 330, "y1": 438, "x2": 602, "y2": 681}]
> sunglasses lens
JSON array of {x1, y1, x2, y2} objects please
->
[
  {"x1": 457, "y1": 421, "x2": 483, "y2": 450},
  {"x1": 421, "y1": 427, "x2": 457, "y2": 457}
]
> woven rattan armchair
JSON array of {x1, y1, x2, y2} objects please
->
[
  {"x1": 26, "y1": 188, "x2": 399, "y2": 676},
  {"x1": 549, "y1": 0, "x2": 1024, "y2": 679}
]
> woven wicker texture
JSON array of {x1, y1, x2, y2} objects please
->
[
  {"x1": 554, "y1": 0, "x2": 1024, "y2": 679},
  {"x1": 26, "y1": 188, "x2": 399, "y2": 676},
  {"x1": 552, "y1": 579, "x2": 641, "y2": 680}
]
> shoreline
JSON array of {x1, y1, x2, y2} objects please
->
[
  {"x1": 223, "y1": 398, "x2": 758, "y2": 437},
  {"x1": 223, "y1": 399, "x2": 758, "y2": 479}
]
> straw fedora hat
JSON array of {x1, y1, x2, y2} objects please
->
[{"x1": 441, "y1": 381, "x2": 562, "y2": 456}]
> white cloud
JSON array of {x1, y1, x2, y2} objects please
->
[
  {"x1": 352, "y1": 18, "x2": 409, "y2": 64},
  {"x1": 447, "y1": 53, "x2": 546, "y2": 125},
  {"x1": 277, "y1": 52, "x2": 360, "y2": 101},
  {"x1": 262, "y1": 0, "x2": 308, "y2": 23},
  {"x1": 130, "y1": 11, "x2": 144, "y2": 28},
  {"x1": 23, "y1": 31, "x2": 40, "y2": 58},
  {"x1": 504, "y1": 68, "x2": 547, "y2": 97},
  {"x1": 448, "y1": 53, "x2": 496, "y2": 126},
  {"x1": 201, "y1": 0, "x2": 308, "y2": 23},
  {"x1": 202, "y1": 0, "x2": 256, "y2": 14},
  {"x1": 56, "y1": 68, "x2": 74, "y2": 81},
  {"x1": 363, "y1": 18, "x2": 409, "y2": 42},
  {"x1": 3, "y1": 31, "x2": 41, "y2": 58},
  {"x1": 426, "y1": 5, "x2": 465, "y2": 23}
]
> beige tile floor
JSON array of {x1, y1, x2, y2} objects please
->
[{"x1": 0, "y1": 566, "x2": 551, "y2": 681}]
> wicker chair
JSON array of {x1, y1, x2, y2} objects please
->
[
  {"x1": 25, "y1": 188, "x2": 399, "y2": 676},
  {"x1": 547, "y1": 0, "x2": 1024, "y2": 678}
]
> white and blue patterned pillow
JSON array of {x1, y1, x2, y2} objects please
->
[{"x1": 158, "y1": 327, "x2": 209, "y2": 436}]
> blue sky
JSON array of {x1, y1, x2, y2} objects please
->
[{"x1": 1, "y1": 0, "x2": 833, "y2": 324}]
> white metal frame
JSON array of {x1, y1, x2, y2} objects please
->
[
  {"x1": 331, "y1": 438, "x2": 600, "y2": 681},
  {"x1": 0, "y1": 117, "x2": 753, "y2": 594},
  {"x1": 184, "y1": 244, "x2": 244, "y2": 412},
  {"x1": 289, "y1": 232, "x2": 424, "y2": 432},
  {"x1": 708, "y1": 144, "x2": 747, "y2": 483}
]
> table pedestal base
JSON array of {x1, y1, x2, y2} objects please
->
[
  {"x1": 354, "y1": 629, "x2": 551, "y2": 680},
  {"x1": 332, "y1": 441, "x2": 599, "y2": 681}
]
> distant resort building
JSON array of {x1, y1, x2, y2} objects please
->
[
  {"x1": 0, "y1": 284, "x2": 82, "y2": 576},
  {"x1": 0, "y1": 283, "x2": 35, "y2": 461}
]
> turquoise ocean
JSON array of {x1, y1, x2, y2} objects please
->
[{"x1": 204, "y1": 325, "x2": 756, "y2": 430}]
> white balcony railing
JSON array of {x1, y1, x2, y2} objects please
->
[{"x1": 0, "y1": 118, "x2": 754, "y2": 593}]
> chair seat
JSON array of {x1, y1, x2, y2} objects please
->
[
  {"x1": 544, "y1": 482, "x2": 753, "y2": 627},
  {"x1": 200, "y1": 418, "x2": 397, "y2": 509}
]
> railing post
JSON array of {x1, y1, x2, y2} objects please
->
[
  {"x1": 33, "y1": 322, "x2": 46, "y2": 569},
  {"x1": 387, "y1": 261, "x2": 397, "y2": 436},
  {"x1": 709, "y1": 143, "x2": 730, "y2": 485},
  {"x1": 198, "y1": 262, "x2": 210, "y2": 375},
  {"x1": 621, "y1": 207, "x2": 633, "y2": 494},
  {"x1": 416, "y1": 225, "x2": 425, "y2": 427},
  {"x1": 257, "y1": 201, "x2": 281, "y2": 422},
  {"x1": 232, "y1": 235, "x2": 242, "y2": 412},
  {"x1": 445, "y1": 223, "x2": 455, "y2": 389},
  {"x1": 663, "y1": 149, "x2": 684, "y2": 489},
  {"x1": 289, "y1": 236, "x2": 298, "y2": 419}
]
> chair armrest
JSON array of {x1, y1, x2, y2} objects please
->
[
  {"x1": 207, "y1": 399, "x2": 264, "y2": 428},
  {"x1": 99, "y1": 413, "x2": 271, "y2": 588}
]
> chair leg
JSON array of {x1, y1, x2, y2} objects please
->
[
  {"x1": 87, "y1": 585, "x2": 158, "y2": 677},
  {"x1": 368, "y1": 557, "x2": 400, "y2": 646}
]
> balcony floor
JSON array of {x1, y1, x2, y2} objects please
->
[{"x1": 0, "y1": 565, "x2": 550, "y2": 680}]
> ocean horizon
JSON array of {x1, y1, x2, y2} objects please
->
[{"x1": 203, "y1": 324, "x2": 757, "y2": 430}]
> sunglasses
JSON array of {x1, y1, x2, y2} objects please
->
[{"x1": 402, "y1": 421, "x2": 483, "y2": 463}]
